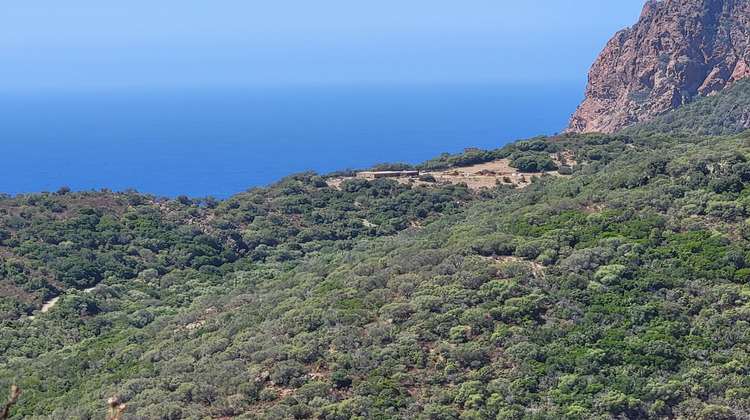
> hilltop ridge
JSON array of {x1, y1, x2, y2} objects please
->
[{"x1": 568, "y1": 0, "x2": 750, "y2": 133}]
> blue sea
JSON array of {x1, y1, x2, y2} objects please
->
[{"x1": 0, "y1": 83, "x2": 581, "y2": 198}]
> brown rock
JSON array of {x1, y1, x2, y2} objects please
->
[
  {"x1": 567, "y1": 0, "x2": 750, "y2": 133},
  {"x1": 728, "y1": 59, "x2": 750, "y2": 85}
]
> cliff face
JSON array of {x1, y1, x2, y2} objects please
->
[{"x1": 567, "y1": 0, "x2": 750, "y2": 134}]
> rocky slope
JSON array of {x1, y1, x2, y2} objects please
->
[
  {"x1": 625, "y1": 76, "x2": 750, "y2": 135},
  {"x1": 567, "y1": 0, "x2": 750, "y2": 134}
]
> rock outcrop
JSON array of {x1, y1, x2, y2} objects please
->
[{"x1": 567, "y1": 0, "x2": 750, "y2": 133}]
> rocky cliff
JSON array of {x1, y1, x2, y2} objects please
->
[{"x1": 567, "y1": 0, "x2": 750, "y2": 133}]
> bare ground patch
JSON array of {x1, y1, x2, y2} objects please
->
[{"x1": 327, "y1": 155, "x2": 572, "y2": 191}]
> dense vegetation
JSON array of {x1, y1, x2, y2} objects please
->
[
  {"x1": 3, "y1": 128, "x2": 750, "y2": 419},
  {"x1": 414, "y1": 138, "x2": 561, "y2": 173},
  {"x1": 626, "y1": 77, "x2": 750, "y2": 136}
]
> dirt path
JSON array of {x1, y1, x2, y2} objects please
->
[
  {"x1": 28, "y1": 286, "x2": 97, "y2": 320},
  {"x1": 39, "y1": 296, "x2": 60, "y2": 313}
]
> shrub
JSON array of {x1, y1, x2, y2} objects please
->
[{"x1": 558, "y1": 166, "x2": 573, "y2": 175}]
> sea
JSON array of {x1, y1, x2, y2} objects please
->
[{"x1": 0, "y1": 83, "x2": 582, "y2": 198}]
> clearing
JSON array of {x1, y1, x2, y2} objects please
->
[{"x1": 328, "y1": 154, "x2": 573, "y2": 191}]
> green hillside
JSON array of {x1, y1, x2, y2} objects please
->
[
  {"x1": 4, "y1": 130, "x2": 750, "y2": 419},
  {"x1": 626, "y1": 77, "x2": 750, "y2": 136}
]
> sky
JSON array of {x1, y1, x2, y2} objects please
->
[{"x1": 0, "y1": 1, "x2": 648, "y2": 91}]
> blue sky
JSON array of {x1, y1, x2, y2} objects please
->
[{"x1": 0, "y1": 1, "x2": 647, "y2": 91}]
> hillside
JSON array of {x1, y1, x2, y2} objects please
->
[
  {"x1": 568, "y1": 0, "x2": 750, "y2": 133},
  {"x1": 626, "y1": 76, "x2": 750, "y2": 135},
  {"x1": 4, "y1": 130, "x2": 750, "y2": 419}
]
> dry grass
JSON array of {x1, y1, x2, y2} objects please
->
[
  {"x1": 107, "y1": 397, "x2": 127, "y2": 420},
  {"x1": 414, "y1": 158, "x2": 545, "y2": 189},
  {"x1": 327, "y1": 153, "x2": 577, "y2": 192}
]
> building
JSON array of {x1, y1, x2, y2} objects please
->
[{"x1": 357, "y1": 171, "x2": 420, "y2": 179}]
